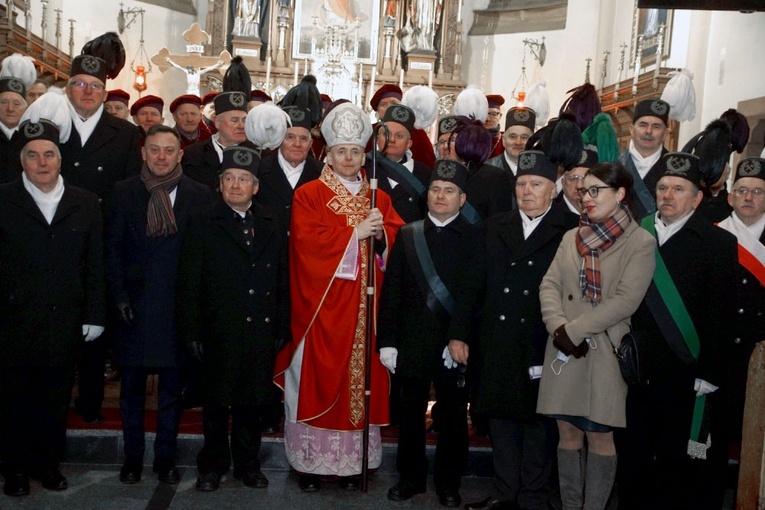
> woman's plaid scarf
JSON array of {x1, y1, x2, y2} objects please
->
[
  {"x1": 575, "y1": 205, "x2": 631, "y2": 302},
  {"x1": 142, "y1": 162, "x2": 182, "y2": 237}
]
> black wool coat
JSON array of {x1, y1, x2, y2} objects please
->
[
  {"x1": 474, "y1": 206, "x2": 579, "y2": 419},
  {"x1": 463, "y1": 162, "x2": 514, "y2": 224},
  {"x1": 631, "y1": 211, "x2": 738, "y2": 392},
  {"x1": 254, "y1": 151, "x2": 323, "y2": 230},
  {"x1": 177, "y1": 198, "x2": 290, "y2": 406},
  {"x1": 105, "y1": 175, "x2": 212, "y2": 368},
  {"x1": 377, "y1": 215, "x2": 484, "y2": 378},
  {"x1": 366, "y1": 154, "x2": 432, "y2": 224},
  {"x1": 0, "y1": 180, "x2": 106, "y2": 367},
  {"x1": 181, "y1": 138, "x2": 260, "y2": 191},
  {"x1": 59, "y1": 113, "x2": 142, "y2": 202}
]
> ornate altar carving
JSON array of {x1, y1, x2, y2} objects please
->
[{"x1": 206, "y1": 0, "x2": 467, "y2": 111}]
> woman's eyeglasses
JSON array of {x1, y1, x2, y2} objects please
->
[{"x1": 576, "y1": 186, "x2": 611, "y2": 198}]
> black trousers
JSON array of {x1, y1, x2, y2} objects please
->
[
  {"x1": 197, "y1": 403, "x2": 262, "y2": 476},
  {"x1": 0, "y1": 366, "x2": 74, "y2": 474},
  {"x1": 74, "y1": 333, "x2": 106, "y2": 416},
  {"x1": 616, "y1": 383, "x2": 729, "y2": 510},
  {"x1": 393, "y1": 370, "x2": 469, "y2": 491},
  {"x1": 488, "y1": 416, "x2": 557, "y2": 510},
  {"x1": 120, "y1": 367, "x2": 182, "y2": 463}
]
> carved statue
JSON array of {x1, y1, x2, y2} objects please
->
[
  {"x1": 233, "y1": 0, "x2": 262, "y2": 38},
  {"x1": 398, "y1": 0, "x2": 438, "y2": 53},
  {"x1": 165, "y1": 57, "x2": 225, "y2": 96}
]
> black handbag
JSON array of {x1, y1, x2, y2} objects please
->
[{"x1": 608, "y1": 329, "x2": 650, "y2": 386}]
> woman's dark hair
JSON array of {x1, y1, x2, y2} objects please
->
[
  {"x1": 454, "y1": 116, "x2": 492, "y2": 167},
  {"x1": 586, "y1": 162, "x2": 637, "y2": 218}
]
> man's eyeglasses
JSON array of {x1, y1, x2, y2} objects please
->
[
  {"x1": 487, "y1": 111, "x2": 502, "y2": 119},
  {"x1": 565, "y1": 174, "x2": 586, "y2": 183},
  {"x1": 732, "y1": 187, "x2": 764, "y2": 198},
  {"x1": 69, "y1": 80, "x2": 105, "y2": 91},
  {"x1": 576, "y1": 186, "x2": 611, "y2": 198}
]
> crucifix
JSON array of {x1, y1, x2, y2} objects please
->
[{"x1": 150, "y1": 23, "x2": 233, "y2": 96}]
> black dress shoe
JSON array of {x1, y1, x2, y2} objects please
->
[
  {"x1": 31, "y1": 469, "x2": 68, "y2": 491},
  {"x1": 234, "y1": 469, "x2": 268, "y2": 488},
  {"x1": 437, "y1": 488, "x2": 462, "y2": 508},
  {"x1": 195, "y1": 472, "x2": 222, "y2": 492},
  {"x1": 154, "y1": 466, "x2": 180, "y2": 484},
  {"x1": 120, "y1": 460, "x2": 142, "y2": 484},
  {"x1": 3, "y1": 473, "x2": 30, "y2": 496},
  {"x1": 337, "y1": 476, "x2": 359, "y2": 490},
  {"x1": 297, "y1": 474, "x2": 321, "y2": 492},
  {"x1": 387, "y1": 480, "x2": 427, "y2": 501},
  {"x1": 79, "y1": 410, "x2": 105, "y2": 424},
  {"x1": 464, "y1": 496, "x2": 514, "y2": 510}
]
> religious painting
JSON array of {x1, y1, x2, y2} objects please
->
[
  {"x1": 292, "y1": 0, "x2": 382, "y2": 65},
  {"x1": 630, "y1": 2, "x2": 673, "y2": 67}
]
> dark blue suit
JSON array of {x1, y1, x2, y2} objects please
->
[{"x1": 105, "y1": 174, "x2": 211, "y2": 464}]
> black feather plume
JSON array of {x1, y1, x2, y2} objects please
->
[
  {"x1": 280, "y1": 75, "x2": 323, "y2": 127},
  {"x1": 719, "y1": 109, "x2": 749, "y2": 153},
  {"x1": 81, "y1": 32, "x2": 125, "y2": 80},
  {"x1": 684, "y1": 120, "x2": 731, "y2": 187},
  {"x1": 526, "y1": 113, "x2": 583, "y2": 171},
  {"x1": 223, "y1": 56, "x2": 252, "y2": 94}
]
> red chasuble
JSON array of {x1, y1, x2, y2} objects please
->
[{"x1": 274, "y1": 166, "x2": 404, "y2": 431}]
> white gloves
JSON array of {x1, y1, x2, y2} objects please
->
[
  {"x1": 442, "y1": 346, "x2": 458, "y2": 369},
  {"x1": 82, "y1": 324, "x2": 105, "y2": 342},
  {"x1": 694, "y1": 378, "x2": 719, "y2": 397},
  {"x1": 379, "y1": 347, "x2": 398, "y2": 374}
]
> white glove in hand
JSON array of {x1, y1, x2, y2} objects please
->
[
  {"x1": 694, "y1": 378, "x2": 719, "y2": 397},
  {"x1": 379, "y1": 347, "x2": 398, "y2": 374},
  {"x1": 82, "y1": 324, "x2": 105, "y2": 342},
  {"x1": 442, "y1": 346, "x2": 458, "y2": 369}
]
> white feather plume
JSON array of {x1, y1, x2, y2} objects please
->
[
  {"x1": 20, "y1": 91, "x2": 72, "y2": 143},
  {"x1": 245, "y1": 102, "x2": 290, "y2": 150},
  {"x1": 402, "y1": 85, "x2": 439, "y2": 129},
  {"x1": 0, "y1": 53, "x2": 38, "y2": 88},
  {"x1": 660, "y1": 69, "x2": 696, "y2": 122},
  {"x1": 453, "y1": 87, "x2": 488, "y2": 123},
  {"x1": 524, "y1": 81, "x2": 549, "y2": 128}
]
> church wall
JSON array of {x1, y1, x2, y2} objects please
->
[
  {"x1": 462, "y1": 0, "x2": 765, "y2": 151},
  {"x1": 692, "y1": 11, "x2": 765, "y2": 146},
  {"x1": 49, "y1": 1, "x2": 199, "y2": 118}
]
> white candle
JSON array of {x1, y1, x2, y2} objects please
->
[
  {"x1": 370, "y1": 65, "x2": 376, "y2": 95},
  {"x1": 265, "y1": 56, "x2": 272, "y2": 89},
  {"x1": 294, "y1": 61, "x2": 299, "y2": 86},
  {"x1": 428, "y1": 69, "x2": 433, "y2": 88},
  {"x1": 457, "y1": 0, "x2": 462, "y2": 23},
  {"x1": 399, "y1": 68, "x2": 404, "y2": 89},
  {"x1": 304, "y1": 58, "x2": 309, "y2": 75}
]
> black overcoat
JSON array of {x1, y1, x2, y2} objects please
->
[
  {"x1": 474, "y1": 206, "x2": 578, "y2": 419},
  {"x1": 377, "y1": 215, "x2": 484, "y2": 378},
  {"x1": 181, "y1": 138, "x2": 259, "y2": 191},
  {"x1": 463, "y1": 162, "x2": 514, "y2": 224},
  {"x1": 105, "y1": 175, "x2": 212, "y2": 367},
  {"x1": 0, "y1": 180, "x2": 105, "y2": 367},
  {"x1": 366, "y1": 155, "x2": 432, "y2": 224},
  {"x1": 177, "y1": 198, "x2": 290, "y2": 405},
  {"x1": 631, "y1": 211, "x2": 738, "y2": 391},
  {"x1": 254, "y1": 151, "x2": 322, "y2": 229},
  {"x1": 59, "y1": 113, "x2": 142, "y2": 202}
]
